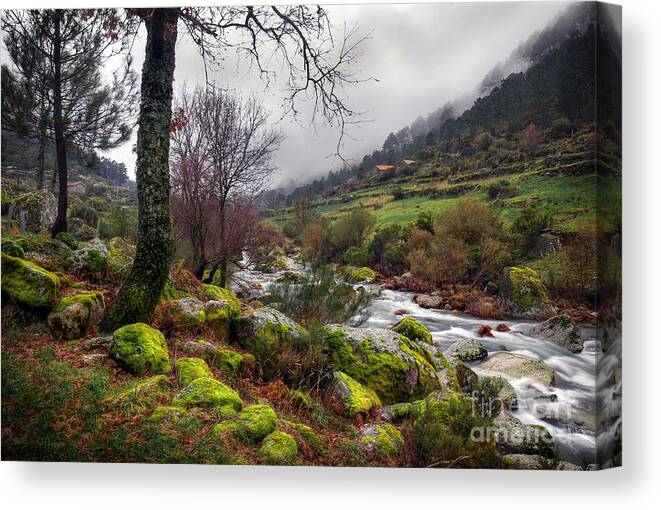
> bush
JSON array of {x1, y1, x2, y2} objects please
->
[
  {"x1": 97, "y1": 205, "x2": 138, "y2": 241},
  {"x1": 268, "y1": 263, "x2": 374, "y2": 328},
  {"x1": 329, "y1": 209, "x2": 376, "y2": 255},
  {"x1": 301, "y1": 222, "x2": 329, "y2": 262},
  {"x1": 343, "y1": 245, "x2": 371, "y2": 267},
  {"x1": 414, "y1": 210, "x2": 435, "y2": 233},
  {"x1": 368, "y1": 224, "x2": 408, "y2": 274},
  {"x1": 551, "y1": 117, "x2": 573, "y2": 136},
  {"x1": 409, "y1": 392, "x2": 500, "y2": 468},
  {"x1": 511, "y1": 204, "x2": 553, "y2": 256}
]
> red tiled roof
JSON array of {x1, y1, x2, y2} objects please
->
[
  {"x1": 403, "y1": 159, "x2": 416, "y2": 165},
  {"x1": 375, "y1": 165, "x2": 395, "y2": 172}
]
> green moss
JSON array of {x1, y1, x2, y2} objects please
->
[
  {"x1": 202, "y1": 284, "x2": 241, "y2": 312},
  {"x1": 361, "y1": 423, "x2": 404, "y2": 458},
  {"x1": 341, "y1": 266, "x2": 377, "y2": 283},
  {"x1": 381, "y1": 402, "x2": 414, "y2": 421},
  {"x1": 213, "y1": 420, "x2": 242, "y2": 437},
  {"x1": 282, "y1": 420, "x2": 322, "y2": 451},
  {"x1": 411, "y1": 390, "x2": 472, "y2": 424},
  {"x1": 323, "y1": 326, "x2": 441, "y2": 404},
  {"x1": 48, "y1": 291, "x2": 105, "y2": 340},
  {"x1": 286, "y1": 389, "x2": 313, "y2": 410},
  {"x1": 108, "y1": 247, "x2": 133, "y2": 279},
  {"x1": 80, "y1": 249, "x2": 108, "y2": 278},
  {"x1": 106, "y1": 375, "x2": 171, "y2": 414},
  {"x1": 214, "y1": 348, "x2": 244, "y2": 374},
  {"x1": 333, "y1": 371, "x2": 381, "y2": 417},
  {"x1": 109, "y1": 323, "x2": 170, "y2": 376},
  {"x1": 2, "y1": 239, "x2": 25, "y2": 258},
  {"x1": 391, "y1": 317, "x2": 432, "y2": 345},
  {"x1": 1, "y1": 253, "x2": 60, "y2": 312},
  {"x1": 258, "y1": 431, "x2": 299, "y2": 465},
  {"x1": 54, "y1": 291, "x2": 104, "y2": 313},
  {"x1": 173, "y1": 376, "x2": 242, "y2": 411},
  {"x1": 147, "y1": 405, "x2": 187, "y2": 423},
  {"x1": 234, "y1": 404, "x2": 278, "y2": 442},
  {"x1": 508, "y1": 267, "x2": 550, "y2": 310},
  {"x1": 55, "y1": 232, "x2": 78, "y2": 250},
  {"x1": 175, "y1": 357, "x2": 212, "y2": 387}
]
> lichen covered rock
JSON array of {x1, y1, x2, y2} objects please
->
[
  {"x1": 257, "y1": 431, "x2": 299, "y2": 465},
  {"x1": 492, "y1": 408, "x2": 555, "y2": 457},
  {"x1": 360, "y1": 423, "x2": 404, "y2": 458},
  {"x1": 175, "y1": 357, "x2": 213, "y2": 387},
  {"x1": 475, "y1": 352, "x2": 554, "y2": 385},
  {"x1": 106, "y1": 375, "x2": 171, "y2": 411},
  {"x1": 444, "y1": 338, "x2": 488, "y2": 362},
  {"x1": 169, "y1": 297, "x2": 206, "y2": 326},
  {"x1": 202, "y1": 284, "x2": 242, "y2": 312},
  {"x1": 12, "y1": 190, "x2": 57, "y2": 233},
  {"x1": 204, "y1": 298, "x2": 238, "y2": 341},
  {"x1": 73, "y1": 239, "x2": 109, "y2": 279},
  {"x1": 173, "y1": 376, "x2": 242, "y2": 411},
  {"x1": 500, "y1": 267, "x2": 556, "y2": 319},
  {"x1": 68, "y1": 217, "x2": 96, "y2": 241},
  {"x1": 179, "y1": 340, "x2": 245, "y2": 374},
  {"x1": 380, "y1": 402, "x2": 414, "y2": 421},
  {"x1": 1, "y1": 239, "x2": 25, "y2": 258},
  {"x1": 331, "y1": 371, "x2": 381, "y2": 417},
  {"x1": 227, "y1": 404, "x2": 278, "y2": 442},
  {"x1": 391, "y1": 316, "x2": 432, "y2": 345},
  {"x1": 148, "y1": 405, "x2": 187, "y2": 424},
  {"x1": 1, "y1": 253, "x2": 60, "y2": 312},
  {"x1": 322, "y1": 325, "x2": 444, "y2": 404},
  {"x1": 235, "y1": 306, "x2": 305, "y2": 360},
  {"x1": 528, "y1": 314, "x2": 584, "y2": 353},
  {"x1": 47, "y1": 291, "x2": 105, "y2": 340},
  {"x1": 109, "y1": 323, "x2": 170, "y2": 376},
  {"x1": 341, "y1": 266, "x2": 376, "y2": 284}
]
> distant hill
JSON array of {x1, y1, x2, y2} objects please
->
[{"x1": 283, "y1": 3, "x2": 621, "y2": 205}]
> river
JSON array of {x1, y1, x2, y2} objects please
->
[{"x1": 235, "y1": 263, "x2": 621, "y2": 466}]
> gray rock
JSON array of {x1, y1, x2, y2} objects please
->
[
  {"x1": 531, "y1": 233, "x2": 561, "y2": 258},
  {"x1": 503, "y1": 454, "x2": 547, "y2": 470},
  {"x1": 69, "y1": 217, "x2": 96, "y2": 241},
  {"x1": 171, "y1": 297, "x2": 206, "y2": 325},
  {"x1": 13, "y1": 190, "x2": 57, "y2": 233},
  {"x1": 492, "y1": 409, "x2": 554, "y2": 457},
  {"x1": 444, "y1": 338, "x2": 488, "y2": 362},
  {"x1": 528, "y1": 314, "x2": 583, "y2": 353},
  {"x1": 414, "y1": 294, "x2": 443, "y2": 309},
  {"x1": 82, "y1": 334, "x2": 113, "y2": 350},
  {"x1": 474, "y1": 352, "x2": 554, "y2": 385},
  {"x1": 81, "y1": 353, "x2": 108, "y2": 365}
]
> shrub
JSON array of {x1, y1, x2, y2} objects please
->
[
  {"x1": 343, "y1": 245, "x2": 371, "y2": 267},
  {"x1": 414, "y1": 210, "x2": 435, "y2": 233},
  {"x1": 329, "y1": 209, "x2": 376, "y2": 255},
  {"x1": 301, "y1": 222, "x2": 330, "y2": 262},
  {"x1": 269, "y1": 263, "x2": 374, "y2": 328},
  {"x1": 409, "y1": 392, "x2": 500, "y2": 468},
  {"x1": 97, "y1": 205, "x2": 138, "y2": 240},
  {"x1": 511, "y1": 204, "x2": 553, "y2": 256},
  {"x1": 551, "y1": 117, "x2": 573, "y2": 136}
]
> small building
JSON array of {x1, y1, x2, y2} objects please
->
[
  {"x1": 375, "y1": 164, "x2": 395, "y2": 173},
  {"x1": 67, "y1": 181, "x2": 86, "y2": 194},
  {"x1": 403, "y1": 159, "x2": 416, "y2": 166}
]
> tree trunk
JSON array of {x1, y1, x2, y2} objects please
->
[
  {"x1": 51, "y1": 11, "x2": 68, "y2": 236},
  {"x1": 36, "y1": 103, "x2": 47, "y2": 190},
  {"x1": 217, "y1": 201, "x2": 228, "y2": 288},
  {"x1": 102, "y1": 8, "x2": 179, "y2": 331}
]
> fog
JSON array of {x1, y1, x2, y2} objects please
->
[{"x1": 105, "y1": 2, "x2": 569, "y2": 188}]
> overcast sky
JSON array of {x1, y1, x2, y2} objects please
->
[{"x1": 104, "y1": 2, "x2": 569, "y2": 188}]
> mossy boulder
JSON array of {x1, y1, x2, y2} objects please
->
[
  {"x1": 475, "y1": 352, "x2": 554, "y2": 385},
  {"x1": 500, "y1": 267, "x2": 556, "y2": 319},
  {"x1": 175, "y1": 357, "x2": 213, "y2": 387},
  {"x1": 1, "y1": 253, "x2": 60, "y2": 313},
  {"x1": 73, "y1": 239, "x2": 109, "y2": 279},
  {"x1": 360, "y1": 423, "x2": 404, "y2": 458},
  {"x1": 275, "y1": 271, "x2": 306, "y2": 284},
  {"x1": 322, "y1": 325, "x2": 444, "y2": 404},
  {"x1": 147, "y1": 405, "x2": 187, "y2": 424},
  {"x1": 1, "y1": 239, "x2": 25, "y2": 258},
  {"x1": 106, "y1": 375, "x2": 171, "y2": 412},
  {"x1": 341, "y1": 266, "x2": 377, "y2": 284},
  {"x1": 528, "y1": 314, "x2": 584, "y2": 353},
  {"x1": 222, "y1": 404, "x2": 278, "y2": 442},
  {"x1": 380, "y1": 402, "x2": 414, "y2": 421},
  {"x1": 492, "y1": 408, "x2": 555, "y2": 457},
  {"x1": 173, "y1": 376, "x2": 242, "y2": 411},
  {"x1": 55, "y1": 232, "x2": 78, "y2": 250},
  {"x1": 68, "y1": 217, "x2": 96, "y2": 241},
  {"x1": 235, "y1": 306, "x2": 305, "y2": 361},
  {"x1": 202, "y1": 284, "x2": 242, "y2": 312},
  {"x1": 331, "y1": 371, "x2": 381, "y2": 417},
  {"x1": 168, "y1": 297, "x2": 206, "y2": 326},
  {"x1": 109, "y1": 323, "x2": 170, "y2": 376},
  {"x1": 444, "y1": 338, "x2": 488, "y2": 362},
  {"x1": 391, "y1": 316, "x2": 432, "y2": 345},
  {"x1": 179, "y1": 340, "x2": 245, "y2": 374},
  {"x1": 282, "y1": 420, "x2": 322, "y2": 451},
  {"x1": 47, "y1": 291, "x2": 105, "y2": 340},
  {"x1": 12, "y1": 190, "x2": 57, "y2": 233},
  {"x1": 204, "y1": 301, "x2": 235, "y2": 341},
  {"x1": 258, "y1": 431, "x2": 299, "y2": 465}
]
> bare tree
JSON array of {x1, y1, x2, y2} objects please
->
[
  {"x1": 105, "y1": 6, "x2": 366, "y2": 330},
  {"x1": 196, "y1": 87, "x2": 283, "y2": 286}
]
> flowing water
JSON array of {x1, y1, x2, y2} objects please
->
[{"x1": 235, "y1": 263, "x2": 615, "y2": 465}]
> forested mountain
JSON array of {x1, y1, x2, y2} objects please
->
[{"x1": 285, "y1": 4, "x2": 620, "y2": 204}]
